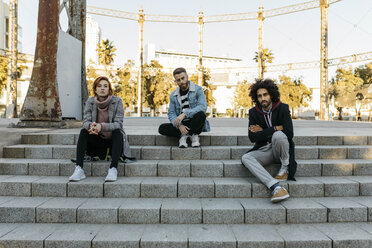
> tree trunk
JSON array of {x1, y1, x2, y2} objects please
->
[
  {"x1": 20, "y1": 0, "x2": 61, "y2": 121},
  {"x1": 337, "y1": 107, "x2": 343, "y2": 120}
]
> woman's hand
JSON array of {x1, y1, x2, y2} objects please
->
[
  {"x1": 89, "y1": 122, "x2": 100, "y2": 135},
  {"x1": 94, "y1": 123, "x2": 102, "y2": 133}
]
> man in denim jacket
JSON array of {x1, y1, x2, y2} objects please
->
[{"x1": 159, "y1": 67, "x2": 210, "y2": 148}]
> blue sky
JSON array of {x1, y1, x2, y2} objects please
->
[{"x1": 11, "y1": 0, "x2": 372, "y2": 87}]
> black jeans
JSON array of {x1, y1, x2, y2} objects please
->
[
  {"x1": 158, "y1": 111, "x2": 206, "y2": 138},
  {"x1": 76, "y1": 129, "x2": 123, "y2": 168}
]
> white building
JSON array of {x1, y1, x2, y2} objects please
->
[
  {"x1": 0, "y1": 0, "x2": 9, "y2": 50},
  {"x1": 144, "y1": 43, "x2": 251, "y2": 114},
  {"x1": 0, "y1": 0, "x2": 26, "y2": 116},
  {"x1": 85, "y1": 15, "x2": 101, "y2": 65}
]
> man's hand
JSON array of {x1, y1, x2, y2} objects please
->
[
  {"x1": 275, "y1": 125, "x2": 283, "y2": 131},
  {"x1": 179, "y1": 124, "x2": 190, "y2": 135},
  {"x1": 173, "y1": 113, "x2": 186, "y2": 127},
  {"x1": 249, "y1": 125, "x2": 263, "y2": 133}
]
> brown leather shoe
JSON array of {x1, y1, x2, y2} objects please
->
[{"x1": 271, "y1": 186, "x2": 290, "y2": 203}]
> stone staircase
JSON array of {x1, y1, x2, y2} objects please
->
[{"x1": 1, "y1": 133, "x2": 372, "y2": 247}]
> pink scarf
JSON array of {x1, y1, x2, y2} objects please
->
[{"x1": 95, "y1": 95, "x2": 113, "y2": 139}]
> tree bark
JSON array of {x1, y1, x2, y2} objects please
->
[{"x1": 20, "y1": 0, "x2": 61, "y2": 121}]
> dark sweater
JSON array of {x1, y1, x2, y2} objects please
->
[{"x1": 247, "y1": 101, "x2": 297, "y2": 180}]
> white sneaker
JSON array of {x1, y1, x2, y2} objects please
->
[
  {"x1": 105, "y1": 167, "x2": 118, "y2": 182},
  {"x1": 191, "y1": 134, "x2": 200, "y2": 147},
  {"x1": 179, "y1": 135, "x2": 188, "y2": 148},
  {"x1": 275, "y1": 166, "x2": 288, "y2": 181},
  {"x1": 69, "y1": 165, "x2": 86, "y2": 182}
]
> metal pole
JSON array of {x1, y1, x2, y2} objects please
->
[
  {"x1": 320, "y1": 0, "x2": 329, "y2": 120},
  {"x1": 5, "y1": 0, "x2": 18, "y2": 118},
  {"x1": 257, "y1": 5, "x2": 264, "y2": 80},
  {"x1": 198, "y1": 10, "x2": 204, "y2": 86},
  {"x1": 68, "y1": 0, "x2": 88, "y2": 118},
  {"x1": 137, "y1": 7, "x2": 144, "y2": 117}
]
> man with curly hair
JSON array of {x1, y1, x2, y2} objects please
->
[{"x1": 241, "y1": 78, "x2": 297, "y2": 202}]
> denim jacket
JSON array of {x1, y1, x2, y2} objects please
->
[{"x1": 168, "y1": 81, "x2": 210, "y2": 132}]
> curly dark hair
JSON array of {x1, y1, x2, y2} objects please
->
[{"x1": 249, "y1": 78, "x2": 280, "y2": 104}]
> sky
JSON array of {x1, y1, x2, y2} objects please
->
[{"x1": 7, "y1": 0, "x2": 372, "y2": 88}]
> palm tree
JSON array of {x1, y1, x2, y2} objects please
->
[
  {"x1": 96, "y1": 39, "x2": 117, "y2": 74},
  {"x1": 253, "y1": 48, "x2": 274, "y2": 78}
]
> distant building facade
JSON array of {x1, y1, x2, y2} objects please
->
[
  {"x1": 0, "y1": 0, "x2": 26, "y2": 116},
  {"x1": 0, "y1": 0, "x2": 9, "y2": 51},
  {"x1": 86, "y1": 15, "x2": 101, "y2": 65},
  {"x1": 144, "y1": 43, "x2": 251, "y2": 114}
]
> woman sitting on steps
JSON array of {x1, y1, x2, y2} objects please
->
[{"x1": 69, "y1": 76, "x2": 133, "y2": 182}]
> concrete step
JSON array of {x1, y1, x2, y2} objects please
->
[
  {"x1": 21, "y1": 133, "x2": 372, "y2": 146},
  {"x1": 0, "y1": 175, "x2": 371, "y2": 198},
  {"x1": 4, "y1": 144, "x2": 372, "y2": 160},
  {"x1": 0, "y1": 196, "x2": 371, "y2": 225},
  {"x1": 1, "y1": 158, "x2": 372, "y2": 177},
  {"x1": 1, "y1": 222, "x2": 372, "y2": 247}
]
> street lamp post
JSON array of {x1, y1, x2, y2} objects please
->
[
  {"x1": 137, "y1": 7, "x2": 145, "y2": 117},
  {"x1": 197, "y1": 10, "x2": 204, "y2": 86},
  {"x1": 320, "y1": 0, "x2": 329, "y2": 120},
  {"x1": 257, "y1": 5, "x2": 265, "y2": 80}
]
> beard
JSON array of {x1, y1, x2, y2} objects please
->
[
  {"x1": 260, "y1": 100, "x2": 271, "y2": 108},
  {"x1": 180, "y1": 82, "x2": 189, "y2": 91}
]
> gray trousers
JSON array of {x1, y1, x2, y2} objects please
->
[{"x1": 241, "y1": 131, "x2": 290, "y2": 189}]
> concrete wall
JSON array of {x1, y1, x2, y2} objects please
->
[{"x1": 57, "y1": 30, "x2": 82, "y2": 120}]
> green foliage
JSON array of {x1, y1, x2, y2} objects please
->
[
  {"x1": 253, "y1": 48, "x2": 274, "y2": 73},
  {"x1": 329, "y1": 67, "x2": 364, "y2": 107},
  {"x1": 96, "y1": 39, "x2": 117, "y2": 66},
  {"x1": 354, "y1": 63, "x2": 372, "y2": 85},
  {"x1": 329, "y1": 67, "x2": 364, "y2": 120},
  {"x1": 86, "y1": 65, "x2": 98, "y2": 97},
  {"x1": 143, "y1": 60, "x2": 175, "y2": 116},
  {"x1": 278, "y1": 75, "x2": 312, "y2": 118},
  {"x1": 0, "y1": 54, "x2": 7, "y2": 94},
  {"x1": 0, "y1": 53, "x2": 27, "y2": 97},
  {"x1": 233, "y1": 80, "x2": 253, "y2": 109},
  {"x1": 114, "y1": 60, "x2": 137, "y2": 108},
  {"x1": 189, "y1": 68, "x2": 216, "y2": 106}
]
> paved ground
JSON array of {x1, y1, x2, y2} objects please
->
[{"x1": 2, "y1": 117, "x2": 372, "y2": 136}]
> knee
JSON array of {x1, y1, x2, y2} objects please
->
[
  {"x1": 78, "y1": 129, "x2": 89, "y2": 139},
  {"x1": 80, "y1": 129, "x2": 89, "y2": 135},
  {"x1": 272, "y1": 131, "x2": 288, "y2": 143},
  {"x1": 158, "y1": 124, "x2": 167, "y2": 135},
  {"x1": 112, "y1": 129, "x2": 122, "y2": 136},
  {"x1": 241, "y1": 153, "x2": 254, "y2": 166},
  {"x1": 195, "y1": 111, "x2": 206, "y2": 118},
  {"x1": 112, "y1": 129, "x2": 121, "y2": 134}
]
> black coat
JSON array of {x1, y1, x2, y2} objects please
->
[{"x1": 247, "y1": 102, "x2": 297, "y2": 180}]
